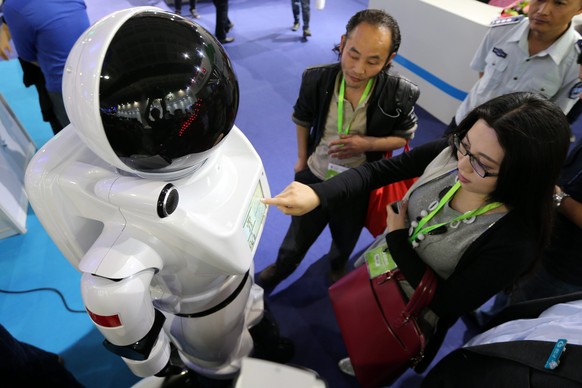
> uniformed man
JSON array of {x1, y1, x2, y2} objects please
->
[{"x1": 445, "y1": 0, "x2": 582, "y2": 134}]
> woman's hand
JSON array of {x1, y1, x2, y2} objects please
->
[
  {"x1": 262, "y1": 182, "x2": 320, "y2": 216},
  {"x1": 386, "y1": 200, "x2": 408, "y2": 233}
]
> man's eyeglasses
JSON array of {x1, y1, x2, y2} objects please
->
[{"x1": 453, "y1": 135, "x2": 499, "y2": 178}]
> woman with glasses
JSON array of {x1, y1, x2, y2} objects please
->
[{"x1": 262, "y1": 91, "x2": 571, "y2": 375}]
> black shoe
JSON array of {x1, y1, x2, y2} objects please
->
[
  {"x1": 258, "y1": 264, "x2": 287, "y2": 288},
  {"x1": 174, "y1": 9, "x2": 182, "y2": 15},
  {"x1": 303, "y1": 28, "x2": 312, "y2": 37},
  {"x1": 218, "y1": 37, "x2": 235, "y2": 44},
  {"x1": 270, "y1": 337, "x2": 295, "y2": 364},
  {"x1": 189, "y1": 8, "x2": 200, "y2": 18},
  {"x1": 291, "y1": 22, "x2": 300, "y2": 31},
  {"x1": 249, "y1": 310, "x2": 295, "y2": 364},
  {"x1": 227, "y1": 22, "x2": 234, "y2": 33}
]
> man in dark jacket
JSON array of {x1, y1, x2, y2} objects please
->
[{"x1": 259, "y1": 9, "x2": 420, "y2": 288}]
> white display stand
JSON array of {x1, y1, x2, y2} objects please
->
[
  {"x1": 0, "y1": 94, "x2": 36, "y2": 239},
  {"x1": 368, "y1": 0, "x2": 502, "y2": 124}
]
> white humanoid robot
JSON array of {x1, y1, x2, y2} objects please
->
[{"x1": 25, "y1": 7, "x2": 289, "y2": 384}]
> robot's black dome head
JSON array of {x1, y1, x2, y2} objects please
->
[{"x1": 63, "y1": 7, "x2": 239, "y2": 179}]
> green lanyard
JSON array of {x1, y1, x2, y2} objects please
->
[
  {"x1": 408, "y1": 181, "x2": 503, "y2": 243},
  {"x1": 337, "y1": 77, "x2": 373, "y2": 135}
]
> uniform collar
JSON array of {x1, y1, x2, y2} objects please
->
[{"x1": 511, "y1": 18, "x2": 579, "y2": 65}]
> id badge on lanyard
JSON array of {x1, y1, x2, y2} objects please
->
[
  {"x1": 325, "y1": 162, "x2": 349, "y2": 179},
  {"x1": 365, "y1": 240, "x2": 398, "y2": 278},
  {"x1": 325, "y1": 76, "x2": 373, "y2": 180}
]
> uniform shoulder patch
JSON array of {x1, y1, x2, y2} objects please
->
[{"x1": 490, "y1": 15, "x2": 524, "y2": 27}]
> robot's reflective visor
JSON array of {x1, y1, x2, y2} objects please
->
[{"x1": 98, "y1": 12, "x2": 239, "y2": 175}]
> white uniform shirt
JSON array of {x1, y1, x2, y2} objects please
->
[
  {"x1": 466, "y1": 300, "x2": 582, "y2": 347},
  {"x1": 455, "y1": 17, "x2": 582, "y2": 124}
]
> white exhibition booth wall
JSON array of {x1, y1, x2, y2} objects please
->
[
  {"x1": 0, "y1": 94, "x2": 36, "y2": 239},
  {"x1": 368, "y1": 0, "x2": 502, "y2": 124}
]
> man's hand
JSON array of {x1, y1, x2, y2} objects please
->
[
  {"x1": 328, "y1": 134, "x2": 369, "y2": 159},
  {"x1": 262, "y1": 181, "x2": 320, "y2": 216},
  {"x1": 0, "y1": 24, "x2": 13, "y2": 61}
]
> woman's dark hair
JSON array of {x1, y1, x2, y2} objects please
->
[
  {"x1": 450, "y1": 92, "x2": 570, "y2": 251},
  {"x1": 332, "y1": 9, "x2": 401, "y2": 69}
]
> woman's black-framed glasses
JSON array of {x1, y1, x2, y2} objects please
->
[{"x1": 453, "y1": 135, "x2": 499, "y2": 178}]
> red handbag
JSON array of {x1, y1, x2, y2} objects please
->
[
  {"x1": 365, "y1": 144, "x2": 417, "y2": 237},
  {"x1": 328, "y1": 264, "x2": 437, "y2": 387}
]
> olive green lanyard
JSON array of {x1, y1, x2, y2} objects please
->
[
  {"x1": 408, "y1": 181, "x2": 503, "y2": 243},
  {"x1": 337, "y1": 77, "x2": 373, "y2": 135}
]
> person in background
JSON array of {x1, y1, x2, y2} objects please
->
[
  {"x1": 1, "y1": 0, "x2": 90, "y2": 135},
  {"x1": 1, "y1": 21, "x2": 62, "y2": 134},
  {"x1": 212, "y1": 0, "x2": 234, "y2": 44},
  {"x1": 258, "y1": 9, "x2": 420, "y2": 289},
  {"x1": 422, "y1": 297, "x2": 582, "y2": 387},
  {"x1": 0, "y1": 4, "x2": 70, "y2": 135},
  {"x1": 175, "y1": 0, "x2": 200, "y2": 19},
  {"x1": 291, "y1": 0, "x2": 311, "y2": 38},
  {"x1": 445, "y1": 0, "x2": 582, "y2": 135},
  {"x1": 263, "y1": 92, "x2": 571, "y2": 375}
]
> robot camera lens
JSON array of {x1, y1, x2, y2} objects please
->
[{"x1": 157, "y1": 184, "x2": 180, "y2": 218}]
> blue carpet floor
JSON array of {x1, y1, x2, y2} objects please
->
[{"x1": 2, "y1": 0, "x2": 581, "y2": 387}]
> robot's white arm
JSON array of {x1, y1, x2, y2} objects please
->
[
  {"x1": 82, "y1": 269, "x2": 174, "y2": 377},
  {"x1": 79, "y1": 225, "x2": 177, "y2": 378}
]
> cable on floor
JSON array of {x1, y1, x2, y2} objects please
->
[{"x1": 0, "y1": 287, "x2": 86, "y2": 313}]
